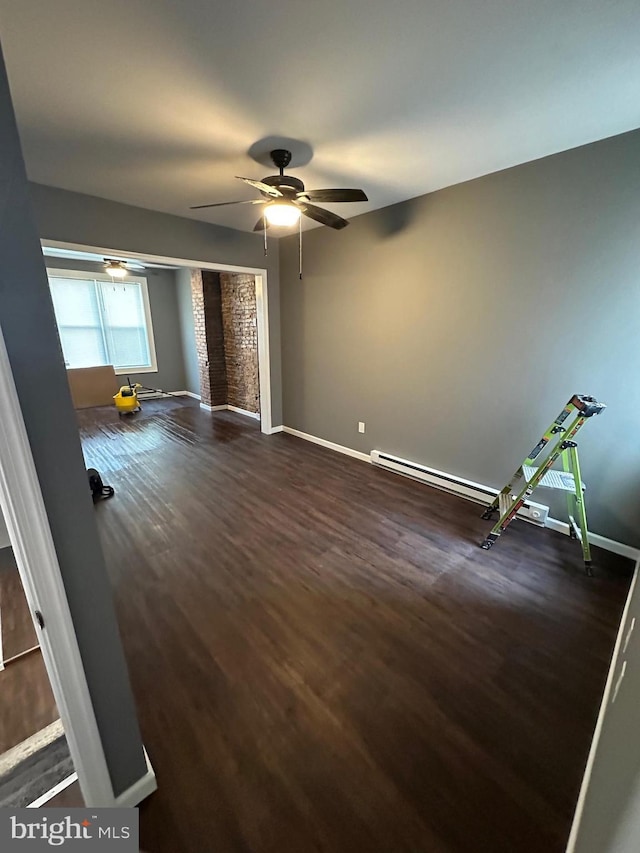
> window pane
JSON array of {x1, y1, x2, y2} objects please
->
[
  {"x1": 49, "y1": 278, "x2": 107, "y2": 368},
  {"x1": 48, "y1": 274, "x2": 153, "y2": 372},
  {"x1": 56, "y1": 327, "x2": 108, "y2": 369},
  {"x1": 98, "y1": 280, "x2": 151, "y2": 369},
  {"x1": 106, "y1": 326, "x2": 150, "y2": 370}
]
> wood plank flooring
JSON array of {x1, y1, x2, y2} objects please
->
[
  {"x1": 0, "y1": 546, "x2": 38, "y2": 661},
  {"x1": 0, "y1": 653, "x2": 58, "y2": 756},
  {"x1": 77, "y1": 399, "x2": 631, "y2": 853},
  {"x1": 46, "y1": 779, "x2": 83, "y2": 808},
  {"x1": 0, "y1": 547, "x2": 57, "y2": 757}
]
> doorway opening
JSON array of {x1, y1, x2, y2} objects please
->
[
  {"x1": 0, "y1": 495, "x2": 78, "y2": 807},
  {"x1": 189, "y1": 270, "x2": 260, "y2": 421},
  {"x1": 41, "y1": 241, "x2": 273, "y2": 435}
]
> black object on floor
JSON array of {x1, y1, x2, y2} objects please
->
[{"x1": 87, "y1": 467, "x2": 115, "y2": 501}]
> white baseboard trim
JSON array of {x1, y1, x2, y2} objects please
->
[
  {"x1": 137, "y1": 391, "x2": 170, "y2": 400},
  {"x1": 282, "y1": 426, "x2": 371, "y2": 463},
  {"x1": 545, "y1": 518, "x2": 640, "y2": 562},
  {"x1": 227, "y1": 405, "x2": 260, "y2": 420},
  {"x1": 138, "y1": 389, "x2": 200, "y2": 400},
  {"x1": 198, "y1": 402, "x2": 261, "y2": 419},
  {"x1": 115, "y1": 748, "x2": 157, "y2": 808},
  {"x1": 200, "y1": 402, "x2": 227, "y2": 412},
  {"x1": 371, "y1": 449, "x2": 550, "y2": 528},
  {"x1": 139, "y1": 389, "x2": 217, "y2": 404},
  {"x1": 138, "y1": 389, "x2": 194, "y2": 401},
  {"x1": 169, "y1": 390, "x2": 200, "y2": 400},
  {"x1": 281, "y1": 427, "x2": 638, "y2": 561},
  {"x1": 28, "y1": 772, "x2": 79, "y2": 808},
  {"x1": 267, "y1": 425, "x2": 284, "y2": 434}
]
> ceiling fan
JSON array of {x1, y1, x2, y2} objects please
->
[{"x1": 190, "y1": 149, "x2": 368, "y2": 231}]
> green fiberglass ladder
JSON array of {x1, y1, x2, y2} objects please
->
[{"x1": 480, "y1": 395, "x2": 606, "y2": 575}]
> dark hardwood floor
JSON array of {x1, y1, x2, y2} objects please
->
[
  {"x1": 46, "y1": 779, "x2": 83, "y2": 808},
  {"x1": 0, "y1": 546, "x2": 38, "y2": 660},
  {"x1": 78, "y1": 398, "x2": 631, "y2": 853},
  {"x1": 0, "y1": 653, "x2": 58, "y2": 756},
  {"x1": 0, "y1": 547, "x2": 58, "y2": 757}
]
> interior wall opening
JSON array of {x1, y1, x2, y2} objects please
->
[
  {"x1": 0, "y1": 505, "x2": 76, "y2": 808},
  {"x1": 186, "y1": 270, "x2": 260, "y2": 420},
  {"x1": 42, "y1": 242, "x2": 272, "y2": 435}
]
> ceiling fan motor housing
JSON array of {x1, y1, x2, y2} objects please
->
[
  {"x1": 261, "y1": 173, "x2": 305, "y2": 198},
  {"x1": 190, "y1": 143, "x2": 364, "y2": 232},
  {"x1": 270, "y1": 148, "x2": 292, "y2": 171}
]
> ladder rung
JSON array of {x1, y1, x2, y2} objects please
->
[
  {"x1": 522, "y1": 465, "x2": 585, "y2": 492},
  {"x1": 498, "y1": 494, "x2": 515, "y2": 516}
]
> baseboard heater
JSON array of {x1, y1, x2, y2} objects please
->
[
  {"x1": 137, "y1": 390, "x2": 181, "y2": 401},
  {"x1": 370, "y1": 450, "x2": 549, "y2": 527}
]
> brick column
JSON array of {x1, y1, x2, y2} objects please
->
[
  {"x1": 190, "y1": 270, "x2": 227, "y2": 407},
  {"x1": 220, "y1": 274, "x2": 260, "y2": 414}
]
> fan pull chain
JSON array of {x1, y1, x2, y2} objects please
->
[
  {"x1": 299, "y1": 215, "x2": 303, "y2": 280},
  {"x1": 263, "y1": 216, "x2": 268, "y2": 256}
]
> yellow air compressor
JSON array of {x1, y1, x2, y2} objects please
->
[{"x1": 114, "y1": 381, "x2": 142, "y2": 414}]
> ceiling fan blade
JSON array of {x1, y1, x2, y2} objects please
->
[
  {"x1": 253, "y1": 216, "x2": 271, "y2": 232},
  {"x1": 298, "y1": 202, "x2": 349, "y2": 230},
  {"x1": 190, "y1": 199, "x2": 262, "y2": 209},
  {"x1": 235, "y1": 177, "x2": 283, "y2": 197},
  {"x1": 299, "y1": 188, "x2": 368, "y2": 203}
]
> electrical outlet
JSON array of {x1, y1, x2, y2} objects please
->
[{"x1": 358, "y1": 422, "x2": 365, "y2": 433}]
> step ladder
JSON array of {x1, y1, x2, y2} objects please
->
[{"x1": 480, "y1": 394, "x2": 606, "y2": 575}]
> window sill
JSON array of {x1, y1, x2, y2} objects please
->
[
  {"x1": 114, "y1": 366, "x2": 158, "y2": 375},
  {"x1": 64, "y1": 365, "x2": 158, "y2": 375}
]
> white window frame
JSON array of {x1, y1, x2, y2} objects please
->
[
  {"x1": 47, "y1": 267, "x2": 158, "y2": 375},
  {"x1": 43, "y1": 240, "x2": 274, "y2": 436}
]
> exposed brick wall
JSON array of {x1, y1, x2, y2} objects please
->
[
  {"x1": 190, "y1": 269, "x2": 210, "y2": 405},
  {"x1": 220, "y1": 274, "x2": 260, "y2": 414},
  {"x1": 190, "y1": 269, "x2": 227, "y2": 407}
]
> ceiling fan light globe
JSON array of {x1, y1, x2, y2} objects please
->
[
  {"x1": 108, "y1": 267, "x2": 127, "y2": 279},
  {"x1": 104, "y1": 259, "x2": 127, "y2": 278},
  {"x1": 264, "y1": 202, "x2": 301, "y2": 227}
]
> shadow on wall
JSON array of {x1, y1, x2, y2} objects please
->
[
  {"x1": 591, "y1": 478, "x2": 640, "y2": 549},
  {"x1": 367, "y1": 197, "x2": 422, "y2": 238},
  {"x1": 0, "y1": 509, "x2": 9, "y2": 549}
]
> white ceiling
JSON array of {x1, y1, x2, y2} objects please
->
[{"x1": 1, "y1": 0, "x2": 639, "y2": 233}]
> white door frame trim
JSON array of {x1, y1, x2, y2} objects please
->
[
  {"x1": 41, "y1": 240, "x2": 273, "y2": 435},
  {"x1": 0, "y1": 324, "x2": 116, "y2": 806}
]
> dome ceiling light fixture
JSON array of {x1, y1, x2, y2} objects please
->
[
  {"x1": 189, "y1": 148, "x2": 368, "y2": 278},
  {"x1": 263, "y1": 200, "x2": 301, "y2": 227},
  {"x1": 104, "y1": 259, "x2": 127, "y2": 278}
]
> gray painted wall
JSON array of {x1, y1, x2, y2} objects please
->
[
  {"x1": 43, "y1": 257, "x2": 187, "y2": 393},
  {"x1": 30, "y1": 183, "x2": 282, "y2": 425},
  {"x1": 0, "y1": 44, "x2": 146, "y2": 795},
  {"x1": 175, "y1": 267, "x2": 200, "y2": 396},
  {"x1": 280, "y1": 129, "x2": 640, "y2": 547},
  {"x1": 571, "y1": 571, "x2": 640, "y2": 853},
  {"x1": 0, "y1": 509, "x2": 8, "y2": 549}
]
